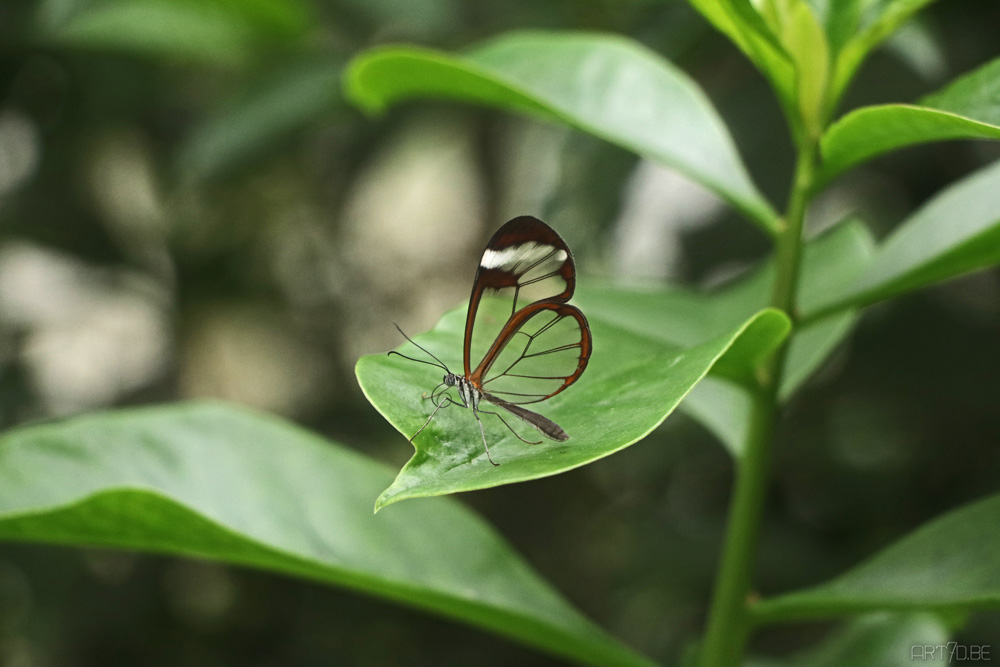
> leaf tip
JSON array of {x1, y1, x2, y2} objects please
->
[
  {"x1": 373, "y1": 489, "x2": 397, "y2": 513},
  {"x1": 343, "y1": 54, "x2": 388, "y2": 115}
]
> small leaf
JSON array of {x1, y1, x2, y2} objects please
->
[
  {"x1": 345, "y1": 31, "x2": 778, "y2": 233},
  {"x1": 685, "y1": 0, "x2": 797, "y2": 115},
  {"x1": 177, "y1": 59, "x2": 344, "y2": 181},
  {"x1": 922, "y1": 56, "x2": 1000, "y2": 124},
  {"x1": 763, "y1": 0, "x2": 830, "y2": 139},
  {"x1": 577, "y1": 219, "x2": 874, "y2": 455},
  {"x1": 747, "y1": 613, "x2": 950, "y2": 667},
  {"x1": 821, "y1": 56, "x2": 1000, "y2": 180},
  {"x1": 789, "y1": 2, "x2": 830, "y2": 137},
  {"x1": 829, "y1": 0, "x2": 940, "y2": 107},
  {"x1": 358, "y1": 309, "x2": 789, "y2": 509},
  {"x1": 807, "y1": 158, "x2": 1000, "y2": 317},
  {"x1": 0, "y1": 403, "x2": 653, "y2": 667},
  {"x1": 753, "y1": 493, "x2": 1000, "y2": 622},
  {"x1": 821, "y1": 0, "x2": 866, "y2": 57}
]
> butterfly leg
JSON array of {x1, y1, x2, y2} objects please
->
[
  {"x1": 471, "y1": 408, "x2": 500, "y2": 466},
  {"x1": 422, "y1": 382, "x2": 447, "y2": 404},
  {"x1": 409, "y1": 397, "x2": 454, "y2": 443},
  {"x1": 476, "y1": 408, "x2": 543, "y2": 446}
]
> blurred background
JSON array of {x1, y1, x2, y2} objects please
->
[{"x1": 1, "y1": 0, "x2": 1000, "y2": 664}]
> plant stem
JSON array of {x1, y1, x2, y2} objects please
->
[{"x1": 697, "y1": 142, "x2": 816, "y2": 666}]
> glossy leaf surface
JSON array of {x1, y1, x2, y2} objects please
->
[
  {"x1": 358, "y1": 306, "x2": 788, "y2": 508},
  {"x1": 578, "y1": 219, "x2": 874, "y2": 455},
  {"x1": 755, "y1": 493, "x2": 1000, "y2": 621},
  {"x1": 821, "y1": 56, "x2": 1000, "y2": 180},
  {"x1": 807, "y1": 158, "x2": 1000, "y2": 317},
  {"x1": 0, "y1": 403, "x2": 653, "y2": 667},
  {"x1": 346, "y1": 31, "x2": 777, "y2": 231}
]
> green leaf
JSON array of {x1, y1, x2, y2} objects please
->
[
  {"x1": 177, "y1": 59, "x2": 344, "y2": 181},
  {"x1": 681, "y1": 377, "x2": 753, "y2": 456},
  {"x1": 753, "y1": 493, "x2": 1000, "y2": 622},
  {"x1": 752, "y1": 0, "x2": 830, "y2": 139},
  {"x1": 819, "y1": 0, "x2": 866, "y2": 57},
  {"x1": 747, "y1": 613, "x2": 950, "y2": 667},
  {"x1": 358, "y1": 309, "x2": 789, "y2": 509},
  {"x1": 922, "y1": 56, "x2": 1000, "y2": 125},
  {"x1": 821, "y1": 106, "x2": 1000, "y2": 182},
  {"x1": 577, "y1": 219, "x2": 874, "y2": 455},
  {"x1": 821, "y1": 57, "x2": 1000, "y2": 181},
  {"x1": 0, "y1": 403, "x2": 653, "y2": 667},
  {"x1": 807, "y1": 158, "x2": 1000, "y2": 318},
  {"x1": 685, "y1": 0, "x2": 797, "y2": 116},
  {"x1": 345, "y1": 31, "x2": 778, "y2": 233},
  {"x1": 782, "y1": 1, "x2": 830, "y2": 137},
  {"x1": 829, "y1": 0, "x2": 940, "y2": 108},
  {"x1": 42, "y1": 0, "x2": 309, "y2": 66}
]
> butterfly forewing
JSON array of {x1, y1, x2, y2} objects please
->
[{"x1": 463, "y1": 216, "x2": 576, "y2": 377}]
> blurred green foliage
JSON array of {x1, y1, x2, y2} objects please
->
[{"x1": 1, "y1": 0, "x2": 1000, "y2": 665}]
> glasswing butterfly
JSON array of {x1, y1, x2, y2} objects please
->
[{"x1": 390, "y1": 216, "x2": 593, "y2": 466}]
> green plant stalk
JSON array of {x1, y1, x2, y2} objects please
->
[{"x1": 697, "y1": 143, "x2": 817, "y2": 666}]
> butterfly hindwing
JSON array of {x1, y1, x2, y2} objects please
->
[{"x1": 473, "y1": 302, "x2": 591, "y2": 405}]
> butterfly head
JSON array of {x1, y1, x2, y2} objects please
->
[{"x1": 443, "y1": 373, "x2": 459, "y2": 387}]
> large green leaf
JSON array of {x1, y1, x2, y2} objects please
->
[
  {"x1": 747, "y1": 613, "x2": 950, "y2": 667},
  {"x1": 345, "y1": 31, "x2": 778, "y2": 233},
  {"x1": 0, "y1": 403, "x2": 653, "y2": 667},
  {"x1": 753, "y1": 493, "x2": 1000, "y2": 622},
  {"x1": 806, "y1": 158, "x2": 1000, "y2": 319},
  {"x1": 577, "y1": 219, "x2": 875, "y2": 455},
  {"x1": 357, "y1": 308, "x2": 789, "y2": 509},
  {"x1": 821, "y1": 56, "x2": 1000, "y2": 181}
]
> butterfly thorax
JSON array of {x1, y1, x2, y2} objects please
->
[{"x1": 444, "y1": 373, "x2": 481, "y2": 411}]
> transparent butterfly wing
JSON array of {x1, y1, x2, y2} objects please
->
[
  {"x1": 462, "y1": 216, "x2": 591, "y2": 405},
  {"x1": 474, "y1": 302, "x2": 591, "y2": 405}
]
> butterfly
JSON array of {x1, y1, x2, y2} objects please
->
[{"x1": 390, "y1": 216, "x2": 593, "y2": 466}]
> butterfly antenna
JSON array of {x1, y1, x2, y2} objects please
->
[{"x1": 388, "y1": 323, "x2": 451, "y2": 372}]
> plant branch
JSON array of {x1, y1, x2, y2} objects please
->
[{"x1": 697, "y1": 142, "x2": 817, "y2": 666}]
